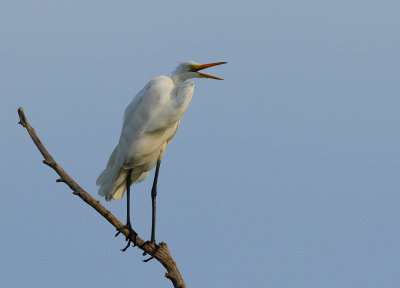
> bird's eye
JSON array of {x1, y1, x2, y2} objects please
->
[{"x1": 188, "y1": 65, "x2": 194, "y2": 71}]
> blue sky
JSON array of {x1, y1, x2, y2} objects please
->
[{"x1": 2, "y1": 1, "x2": 400, "y2": 287}]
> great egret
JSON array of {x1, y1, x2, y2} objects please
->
[{"x1": 96, "y1": 61, "x2": 226, "y2": 255}]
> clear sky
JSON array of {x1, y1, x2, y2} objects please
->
[{"x1": 2, "y1": 1, "x2": 400, "y2": 287}]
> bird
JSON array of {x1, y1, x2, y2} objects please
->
[{"x1": 96, "y1": 61, "x2": 227, "y2": 256}]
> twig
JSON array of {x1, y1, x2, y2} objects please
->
[{"x1": 17, "y1": 107, "x2": 186, "y2": 288}]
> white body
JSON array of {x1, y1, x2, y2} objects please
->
[{"x1": 97, "y1": 75, "x2": 194, "y2": 201}]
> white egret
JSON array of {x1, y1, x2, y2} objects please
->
[{"x1": 96, "y1": 61, "x2": 227, "y2": 256}]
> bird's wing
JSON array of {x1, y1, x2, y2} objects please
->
[
  {"x1": 114, "y1": 76, "x2": 175, "y2": 169},
  {"x1": 98, "y1": 76, "x2": 175, "y2": 199},
  {"x1": 122, "y1": 76, "x2": 174, "y2": 128}
]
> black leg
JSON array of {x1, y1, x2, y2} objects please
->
[
  {"x1": 115, "y1": 169, "x2": 137, "y2": 251},
  {"x1": 140, "y1": 160, "x2": 161, "y2": 261},
  {"x1": 151, "y1": 159, "x2": 161, "y2": 243}
]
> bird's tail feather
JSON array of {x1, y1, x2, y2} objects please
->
[
  {"x1": 96, "y1": 145, "x2": 152, "y2": 201},
  {"x1": 96, "y1": 145, "x2": 128, "y2": 201},
  {"x1": 97, "y1": 166, "x2": 128, "y2": 201}
]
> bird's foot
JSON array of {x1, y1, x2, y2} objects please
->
[
  {"x1": 139, "y1": 240, "x2": 160, "y2": 262},
  {"x1": 115, "y1": 223, "x2": 138, "y2": 251}
]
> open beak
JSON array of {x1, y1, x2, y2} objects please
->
[{"x1": 193, "y1": 62, "x2": 227, "y2": 80}]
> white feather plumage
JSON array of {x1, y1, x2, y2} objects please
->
[{"x1": 97, "y1": 72, "x2": 194, "y2": 200}]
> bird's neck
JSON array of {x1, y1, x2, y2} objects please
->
[{"x1": 171, "y1": 75, "x2": 189, "y2": 86}]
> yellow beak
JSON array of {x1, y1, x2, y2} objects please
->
[{"x1": 193, "y1": 62, "x2": 227, "y2": 80}]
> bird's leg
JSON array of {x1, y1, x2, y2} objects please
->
[
  {"x1": 115, "y1": 169, "x2": 138, "y2": 251},
  {"x1": 140, "y1": 160, "x2": 161, "y2": 262},
  {"x1": 151, "y1": 159, "x2": 161, "y2": 244}
]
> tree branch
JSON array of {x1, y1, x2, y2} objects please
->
[{"x1": 17, "y1": 107, "x2": 186, "y2": 288}]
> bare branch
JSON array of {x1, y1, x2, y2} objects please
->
[{"x1": 17, "y1": 107, "x2": 186, "y2": 288}]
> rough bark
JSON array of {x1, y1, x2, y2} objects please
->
[{"x1": 17, "y1": 107, "x2": 186, "y2": 288}]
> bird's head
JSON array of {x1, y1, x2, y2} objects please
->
[{"x1": 172, "y1": 61, "x2": 227, "y2": 82}]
